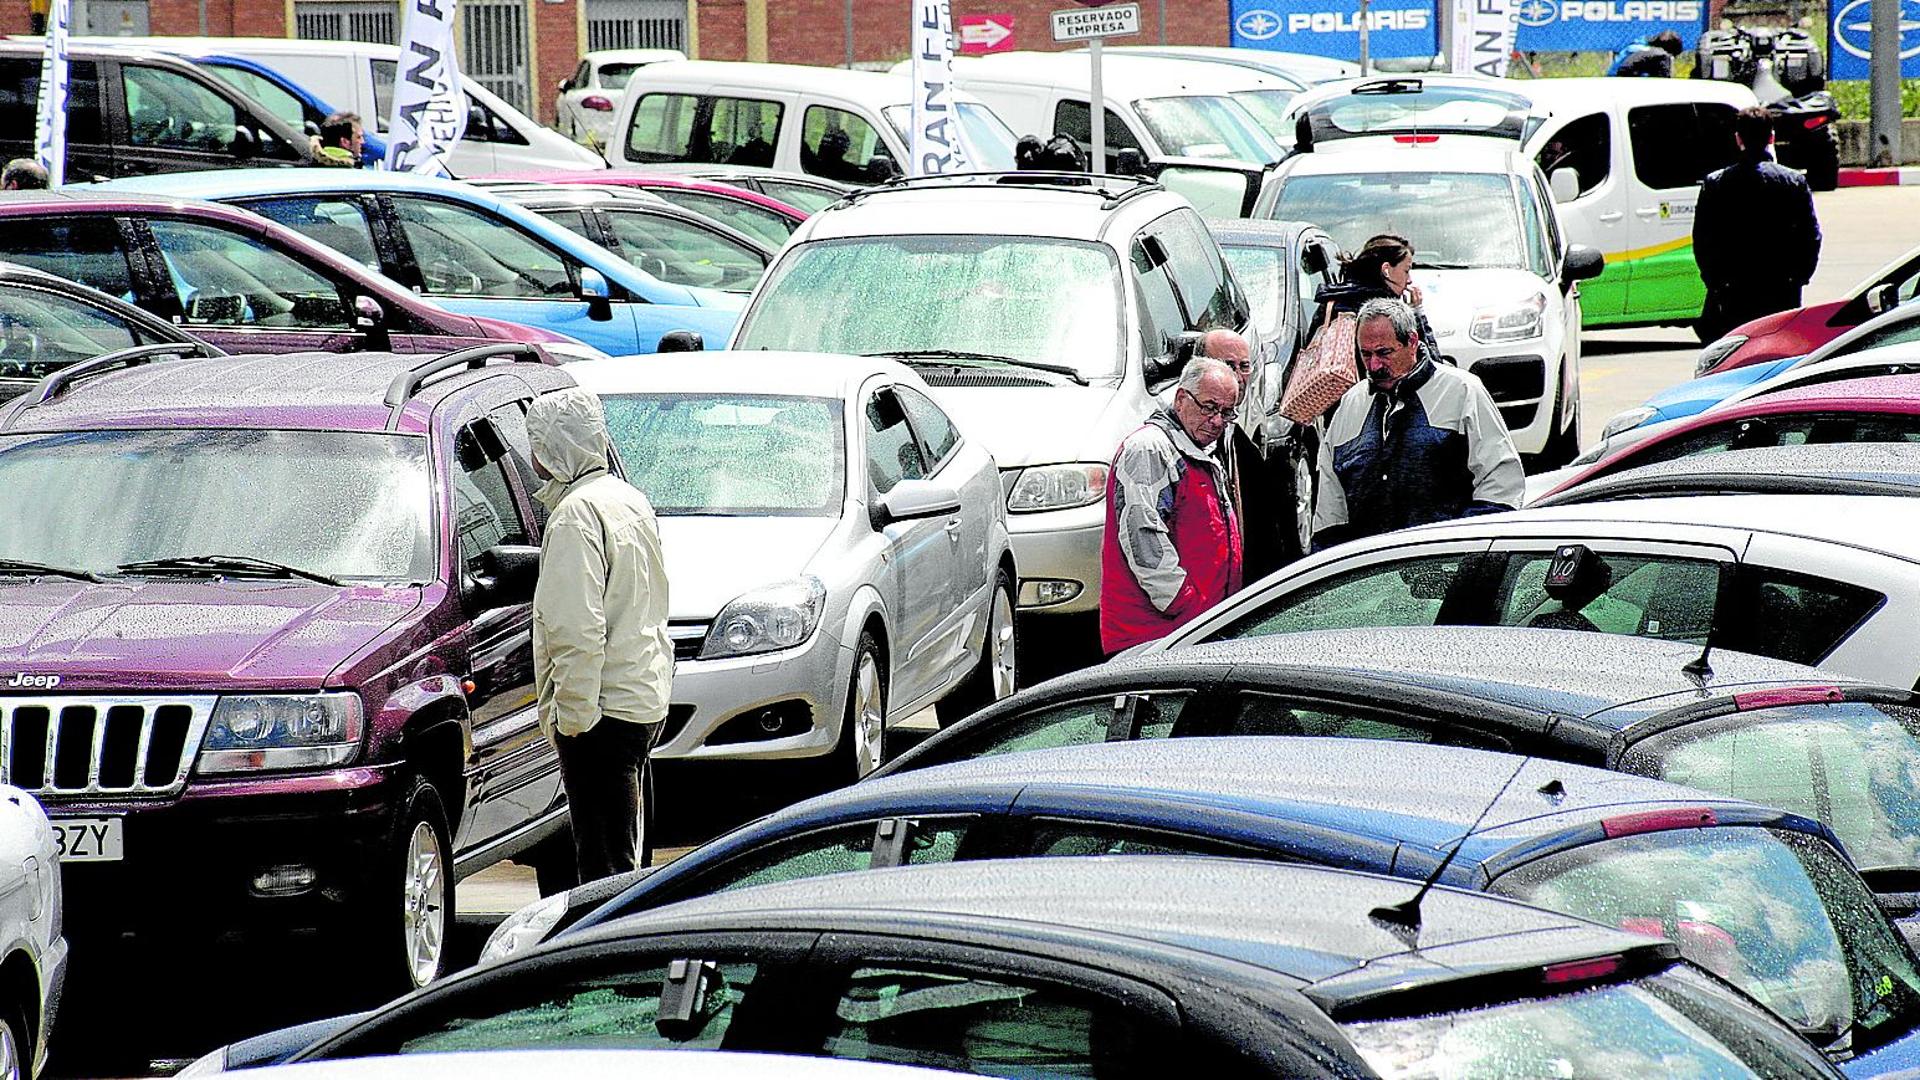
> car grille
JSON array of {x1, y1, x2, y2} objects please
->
[
  {"x1": 1471, "y1": 355, "x2": 1546, "y2": 404},
  {"x1": 913, "y1": 370, "x2": 1059, "y2": 389},
  {"x1": 0, "y1": 696, "x2": 214, "y2": 799},
  {"x1": 669, "y1": 623, "x2": 709, "y2": 663}
]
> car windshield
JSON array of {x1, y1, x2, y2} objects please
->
[
  {"x1": 0, "y1": 429, "x2": 432, "y2": 581},
  {"x1": 1344, "y1": 964, "x2": 1833, "y2": 1079},
  {"x1": 734, "y1": 236, "x2": 1125, "y2": 380},
  {"x1": 1132, "y1": 94, "x2": 1282, "y2": 162},
  {"x1": 1269, "y1": 172, "x2": 1525, "y2": 270},
  {"x1": 881, "y1": 103, "x2": 1020, "y2": 171},
  {"x1": 601, "y1": 393, "x2": 844, "y2": 516},
  {"x1": 1491, "y1": 825, "x2": 1920, "y2": 1050},
  {"x1": 1229, "y1": 88, "x2": 1298, "y2": 143}
]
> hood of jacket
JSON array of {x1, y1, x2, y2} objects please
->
[{"x1": 528, "y1": 386, "x2": 613, "y2": 510}]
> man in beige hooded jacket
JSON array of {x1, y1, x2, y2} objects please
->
[{"x1": 528, "y1": 387, "x2": 673, "y2": 883}]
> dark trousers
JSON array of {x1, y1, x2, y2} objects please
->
[
  {"x1": 553, "y1": 719, "x2": 661, "y2": 882},
  {"x1": 1700, "y1": 281, "x2": 1804, "y2": 344}
]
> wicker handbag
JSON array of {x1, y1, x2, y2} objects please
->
[{"x1": 1279, "y1": 306, "x2": 1359, "y2": 425}]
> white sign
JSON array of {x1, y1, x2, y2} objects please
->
[
  {"x1": 1051, "y1": 3, "x2": 1142, "y2": 42},
  {"x1": 1451, "y1": 0, "x2": 1518, "y2": 75},
  {"x1": 910, "y1": 1, "x2": 976, "y2": 176},
  {"x1": 32, "y1": 0, "x2": 70, "y2": 186},
  {"x1": 386, "y1": 0, "x2": 469, "y2": 175}
]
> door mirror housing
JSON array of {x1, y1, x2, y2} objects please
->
[
  {"x1": 873, "y1": 479, "x2": 963, "y2": 529},
  {"x1": 577, "y1": 267, "x2": 613, "y2": 321},
  {"x1": 656, "y1": 330, "x2": 705, "y2": 353},
  {"x1": 474, "y1": 544, "x2": 541, "y2": 608},
  {"x1": 1549, "y1": 167, "x2": 1581, "y2": 204},
  {"x1": 232, "y1": 125, "x2": 259, "y2": 159},
  {"x1": 353, "y1": 295, "x2": 392, "y2": 350},
  {"x1": 1564, "y1": 244, "x2": 1605, "y2": 283},
  {"x1": 1867, "y1": 282, "x2": 1899, "y2": 315},
  {"x1": 558, "y1": 77, "x2": 575, "y2": 93}
]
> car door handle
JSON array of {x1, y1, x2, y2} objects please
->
[
  {"x1": 1633, "y1": 206, "x2": 1660, "y2": 217},
  {"x1": 1598, "y1": 211, "x2": 1624, "y2": 223},
  {"x1": 945, "y1": 518, "x2": 963, "y2": 537}
]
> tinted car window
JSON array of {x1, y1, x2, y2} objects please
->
[
  {"x1": 0, "y1": 57, "x2": 103, "y2": 144},
  {"x1": 914, "y1": 692, "x2": 1192, "y2": 771},
  {"x1": 0, "y1": 217, "x2": 134, "y2": 300},
  {"x1": 1492, "y1": 826, "x2": 1920, "y2": 1047},
  {"x1": 894, "y1": 385, "x2": 959, "y2": 470},
  {"x1": 0, "y1": 284, "x2": 143, "y2": 381},
  {"x1": 1627, "y1": 702, "x2": 1920, "y2": 878},
  {"x1": 1052, "y1": 99, "x2": 1143, "y2": 172},
  {"x1": 1536, "y1": 112, "x2": 1611, "y2": 198},
  {"x1": 205, "y1": 65, "x2": 311, "y2": 130},
  {"x1": 801, "y1": 105, "x2": 885, "y2": 184},
  {"x1": 626, "y1": 93, "x2": 784, "y2": 168},
  {"x1": 648, "y1": 189, "x2": 796, "y2": 248},
  {"x1": 146, "y1": 218, "x2": 351, "y2": 329},
  {"x1": 1722, "y1": 567, "x2": 1883, "y2": 666},
  {"x1": 1028, "y1": 821, "x2": 1264, "y2": 859},
  {"x1": 463, "y1": 95, "x2": 528, "y2": 146},
  {"x1": 245, "y1": 196, "x2": 383, "y2": 271},
  {"x1": 388, "y1": 198, "x2": 573, "y2": 299},
  {"x1": 1227, "y1": 693, "x2": 1506, "y2": 748},
  {"x1": 1628, "y1": 103, "x2": 1739, "y2": 191},
  {"x1": 600, "y1": 210, "x2": 765, "y2": 293},
  {"x1": 1209, "y1": 553, "x2": 1472, "y2": 641},
  {"x1": 1491, "y1": 550, "x2": 1719, "y2": 641},
  {"x1": 123, "y1": 64, "x2": 243, "y2": 154},
  {"x1": 704, "y1": 819, "x2": 971, "y2": 894}
]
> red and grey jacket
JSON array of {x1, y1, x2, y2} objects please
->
[{"x1": 1100, "y1": 410, "x2": 1243, "y2": 655}]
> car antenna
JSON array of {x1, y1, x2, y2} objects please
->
[
  {"x1": 1370, "y1": 755, "x2": 1533, "y2": 945},
  {"x1": 1683, "y1": 539, "x2": 1749, "y2": 686}
]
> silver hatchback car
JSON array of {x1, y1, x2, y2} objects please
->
[{"x1": 566, "y1": 352, "x2": 1016, "y2": 780}]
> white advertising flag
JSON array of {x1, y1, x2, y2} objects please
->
[
  {"x1": 1452, "y1": 0, "x2": 1518, "y2": 77},
  {"x1": 909, "y1": 0, "x2": 975, "y2": 176},
  {"x1": 32, "y1": 0, "x2": 70, "y2": 186},
  {"x1": 386, "y1": 0, "x2": 469, "y2": 175}
]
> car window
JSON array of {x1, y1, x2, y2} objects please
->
[
  {"x1": 1209, "y1": 553, "x2": 1473, "y2": 641},
  {"x1": 1517, "y1": 173, "x2": 1552, "y2": 278},
  {"x1": 204, "y1": 65, "x2": 312, "y2": 131},
  {"x1": 388, "y1": 198, "x2": 574, "y2": 299},
  {"x1": 820, "y1": 965, "x2": 1147, "y2": 1077},
  {"x1": 1052, "y1": 99, "x2": 1143, "y2": 172},
  {"x1": 0, "y1": 284, "x2": 144, "y2": 382},
  {"x1": 1536, "y1": 112, "x2": 1612, "y2": 198},
  {"x1": 1028, "y1": 820, "x2": 1266, "y2": 859},
  {"x1": 914, "y1": 692, "x2": 1193, "y2": 770},
  {"x1": 1132, "y1": 239, "x2": 1185, "y2": 367},
  {"x1": 392, "y1": 959, "x2": 761, "y2": 1053},
  {"x1": 601, "y1": 210, "x2": 766, "y2": 293},
  {"x1": 452, "y1": 436, "x2": 530, "y2": 590},
  {"x1": 1220, "y1": 243, "x2": 1285, "y2": 340},
  {"x1": 702, "y1": 819, "x2": 971, "y2": 895},
  {"x1": 1489, "y1": 550, "x2": 1719, "y2": 642},
  {"x1": 865, "y1": 389, "x2": 926, "y2": 496},
  {"x1": 1627, "y1": 103, "x2": 1740, "y2": 191},
  {"x1": 1626, "y1": 412, "x2": 1920, "y2": 475},
  {"x1": 1225, "y1": 692, "x2": 1506, "y2": 748},
  {"x1": 1836, "y1": 318, "x2": 1920, "y2": 358},
  {"x1": 146, "y1": 218, "x2": 351, "y2": 330},
  {"x1": 602, "y1": 392, "x2": 844, "y2": 517},
  {"x1": 801, "y1": 105, "x2": 887, "y2": 184},
  {"x1": 893, "y1": 385, "x2": 959, "y2": 471},
  {"x1": 649, "y1": 189, "x2": 796, "y2": 249},
  {"x1": 0, "y1": 218, "x2": 135, "y2": 305},
  {"x1": 1155, "y1": 211, "x2": 1244, "y2": 330},
  {"x1": 626, "y1": 92, "x2": 784, "y2": 168},
  {"x1": 463, "y1": 94, "x2": 528, "y2": 146},
  {"x1": 758, "y1": 179, "x2": 841, "y2": 214},
  {"x1": 0, "y1": 58, "x2": 103, "y2": 144},
  {"x1": 487, "y1": 402, "x2": 544, "y2": 531},
  {"x1": 1494, "y1": 826, "x2": 1920, "y2": 1049},
  {"x1": 1627, "y1": 702, "x2": 1920, "y2": 879},
  {"x1": 123, "y1": 64, "x2": 243, "y2": 154},
  {"x1": 244, "y1": 196, "x2": 383, "y2": 272},
  {"x1": 1728, "y1": 567, "x2": 1885, "y2": 665}
]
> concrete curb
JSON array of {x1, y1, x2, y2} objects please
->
[{"x1": 1838, "y1": 167, "x2": 1920, "y2": 187}]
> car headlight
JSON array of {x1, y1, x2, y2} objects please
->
[
  {"x1": 196, "y1": 693, "x2": 363, "y2": 774},
  {"x1": 480, "y1": 892, "x2": 569, "y2": 964},
  {"x1": 1005, "y1": 463, "x2": 1109, "y2": 513},
  {"x1": 1601, "y1": 405, "x2": 1659, "y2": 440},
  {"x1": 1695, "y1": 334, "x2": 1747, "y2": 377},
  {"x1": 700, "y1": 576, "x2": 826, "y2": 660},
  {"x1": 1469, "y1": 294, "x2": 1547, "y2": 344}
]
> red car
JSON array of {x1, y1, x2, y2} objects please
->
[
  {"x1": 1696, "y1": 242, "x2": 1920, "y2": 378},
  {"x1": 1539, "y1": 371, "x2": 1920, "y2": 500},
  {"x1": 485, "y1": 169, "x2": 809, "y2": 250}
]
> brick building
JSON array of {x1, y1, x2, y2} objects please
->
[{"x1": 5, "y1": 1, "x2": 1229, "y2": 125}]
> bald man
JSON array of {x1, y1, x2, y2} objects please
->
[{"x1": 1196, "y1": 328, "x2": 1290, "y2": 580}]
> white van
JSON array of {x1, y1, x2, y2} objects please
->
[
  {"x1": 912, "y1": 51, "x2": 1295, "y2": 168},
  {"x1": 608, "y1": 60, "x2": 1018, "y2": 182},
  {"x1": 61, "y1": 36, "x2": 604, "y2": 174}
]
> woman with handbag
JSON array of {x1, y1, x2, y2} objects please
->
[{"x1": 1310, "y1": 234, "x2": 1445, "y2": 371}]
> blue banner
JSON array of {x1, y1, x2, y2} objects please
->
[
  {"x1": 1828, "y1": 0, "x2": 1920, "y2": 80},
  {"x1": 1510, "y1": 0, "x2": 1706, "y2": 53},
  {"x1": 1231, "y1": 0, "x2": 1439, "y2": 61}
]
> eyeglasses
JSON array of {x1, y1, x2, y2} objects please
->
[{"x1": 1180, "y1": 390, "x2": 1238, "y2": 419}]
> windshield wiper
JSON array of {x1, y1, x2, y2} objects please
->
[
  {"x1": 117, "y1": 555, "x2": 343, "y2": 586},
  {"x1": 1413, "y1": 260, "x2": 1476, "y2": 270},
  {"x1": 0, "y1": 558, "x2": 104, "y2": 584},
  {"x1": 866, "y1": 349, "x2": 1089, "y2": 386}
]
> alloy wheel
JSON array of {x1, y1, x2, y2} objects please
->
[
  {"x1": 853, "y1": 651, "x2": 886, "y2": 777},
  {"x1": 988, "y1": 585, "x2": 1017, "y2": 700},
  {"x1": 403, "y1": 819, "x2": 447, "y2": 989}
]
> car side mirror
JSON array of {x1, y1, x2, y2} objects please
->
[
  {"x1": 303, "y1": 119, "x2": 322, "y2": 138},
  {"x1": 577, "y1": 267, "x2": 613, "y2": 322},
  {"x1": 1868, "y1": 282, "x2": 1899, "y2": 315},
  {"x1": 353, "y1": 295, "x2": 392, "y2": 350},
  {"x1": 1564, "y1": 244, "x2": 1605, "y2": 284},
  {"x1": 873, "y1": 479, "x2": 962, "y2": 529},
  {"x1": 1300, "y1": 244, "x2": 1328, "y2": 276},
  {"x1": 656, "y1": 330, "x2": 705, "y2": 353},
  {"x1": 474, "y1": 544, "x2": 540, "y2": 608},
  {"x1": 558, "y1": 77, "x2": 574, "y2": 93},
  {"x1": 1550, "y1": 167, "x2": 1581, "y2": 204},
  {"x1": 231, "y1": 125, "x2": 259, "y2": 159},
  {"x1": 865, "y1": 153, "x2": 902, "y2": 181}
]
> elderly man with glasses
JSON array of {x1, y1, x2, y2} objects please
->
[
  {"x1": 1313, "y1": 297, "x2": 1523, "y2": 552},
  {"x1": 1099, "y1": 356, "x2": 1244, "y2": 655}
]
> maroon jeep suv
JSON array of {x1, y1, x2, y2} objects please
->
[{"x1": 0, "y1": 344, "x2": 579, "y2": 993}]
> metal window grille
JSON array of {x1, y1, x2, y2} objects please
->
[
  {"x1": 295, "y1": 0, "x2": 401, "y2": 45},
  {"x1": 586, "y1": 0, "x2": 687, "y2": 52},
  {"x1": 461, "y1": 0, "x2": 532, "y2": 115}
]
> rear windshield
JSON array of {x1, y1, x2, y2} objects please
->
[
  {"x1": 600, "y1": 394, "x2": 844, "y2": 516},
  {"x1": 1303, "y1": 83, "x2": 1534, "y2": 144},
  {"x1": 1267, "y1": 172, "x2": 1524, "y2": 271},
  {"x1": 0, "y1": 429, "x2": 433, "y2": 581},
  {"x1": 1344, "y1": 963, "x2": 1833, "y2": 1078},
  {"x1": 1132, "y1": 94, "x2": 1281, "y2": 162},
  {"x1": 1491, "y1": 825, "x2": 1920, "y2": 1051}
]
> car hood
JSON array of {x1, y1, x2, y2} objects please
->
[
  {"x1": 0, "y1": 580, "x2": 423, "y2": 692},
  {"x1": 1641, "y1": 356, "x2": 1797, "y2": 420},
  {"x1": 925, "y1": 381, "x2": 1139, "y2": 470},
  {"x1": 1411, "y1": 268, "x2": 1552, "y2": 353},
  {"x1": 658, "y1": 516, "x2": 839, "y2": 621}
]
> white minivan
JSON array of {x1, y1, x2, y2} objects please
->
[
  {"x1": 609, "y1": 60, "x2": 1018, "y2": 182},
  {"x1": 63, "y1": 36, "x2": 605, "y2": 174}
]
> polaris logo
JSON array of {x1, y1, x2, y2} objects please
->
[
  {"x1": 1286, "y1": 8, "x2": 1431, "y2": 33},
  {"x1": 5, "y1": 673, "x2": 59, "y2": 690},
  {"x1": 1517, "y1": 0, "x2": 1701, "y2": 25}
]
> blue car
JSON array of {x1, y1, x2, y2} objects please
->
[
  {"x1": 191, "y1": 54, "x2": 389, "y2": 168},
  {"x1": 93, "y1": 170, "x2": 742, "y2": 356},
  {"x1": 1594, "y1": 353, "x2": 1805, "y2": 451}
]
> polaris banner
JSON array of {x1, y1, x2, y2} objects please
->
[
  {"x1": 909, "y1": 0, "x2": 975, "y2": 176},
  {"x1": 387, "y1": 0, "x2": 468, "y2": 175},
  {"x1": 1509, "y1": 0, "x2": 1707, "y2": 53},
  {"x1": 1231, "y1": 0, "x2": 1437, "y2": 60},
  {"x1": 32, "y1": 0, "x2": 69, "y2": 185},
  {"x1": 1827, "y1": 0, "x2": 1920, "y2": 80}
]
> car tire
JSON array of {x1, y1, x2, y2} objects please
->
[
  {"x1": 0, "y1": 993, "x2": 27, "y2": 1080},
  {"x1": 1278, "y1": 435, "x2": 1316, "y2": 566},
  {"x1": 829, "y1": 631, "x2": 887, "y2": 785},
  {"x1": 936, "y1": 568, "x2": 1018, "y2": 728},
  {"x1": 354, "y1": 776, "x2": 454, "y2": 996},
  {"x1": 1526, "y1": 382, "x2": 1581, "y2": 472}
]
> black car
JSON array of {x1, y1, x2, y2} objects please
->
[
  {"x1": 281, "y1": 856, "x2": 1838, "y2": 1078},
  {"x1": 0, "y1": 260, "x2": 213, "y2": 398},
  {"x1": 879, "y1": 626, "x2": 1920, "y2": 919}
]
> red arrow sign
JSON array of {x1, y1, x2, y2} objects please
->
[{"x1": 957, "y1": 13, "x2": 1014, "y2": 53}]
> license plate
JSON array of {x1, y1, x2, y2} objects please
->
[{"x1": 51, "y1": 817, "x2": 123, "y2": 863}]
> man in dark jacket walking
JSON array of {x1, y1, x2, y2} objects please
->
[
  {"x1": 1694, "y1": 106, "x2": 1822, "y2": 343},
  {"x1": 1313, "y1": 298, "x2": 1523, "y2": 550}
]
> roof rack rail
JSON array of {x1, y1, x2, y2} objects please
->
[
  {"x1": 24, "y1": 340, "x2": 224, "y2": 409},
  {"x1": 841, "y1": 169, "x2": 1161, "y2": 208},
  {"x1": 384, "y1": 342, "x2": 547, "y2": 430}
]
